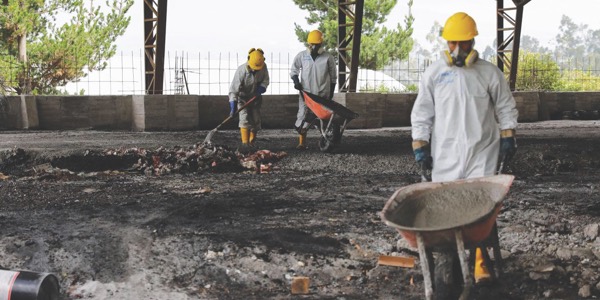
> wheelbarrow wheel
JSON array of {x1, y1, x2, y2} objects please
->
[
  {"x1": 434, "y1": 250, "x2": 463, "y2": 300},
  {"x1": 318, "y1": 137, "x2": 335, "y2": 152},
  {"x1": 318, "y1": 122, "x2": 340, "y2": 152},
  {"x1": 332, "y1": 123, "x2": 342, "y2": 145}
]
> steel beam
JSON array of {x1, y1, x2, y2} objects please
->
[
  {"x1": 144, "y1": 0, "x2": 167, "y2": 94},
  {"x1": 337, "y1": 0, "x2": 364, "y2": 93},
  {"x1": 496, "y1": 0, "x2": 530, "y2": 91}
]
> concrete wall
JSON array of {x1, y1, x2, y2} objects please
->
[
  {"x1": 37, "y1": 95, "x2": 132, "y2": 130},
  {"x1": 538, "y1": 92, "x2": 600, "y2": 121},
  {"x1": 513, "y1": 92, "x2": 540, "y2": 122},
  {"x1": 334, "y1": 93, "x2": 385, "y2": 129},
  {"x1": 0, "y1": 96, "x2": 38, "y2": 130},
  {"x1": 382, "y1": 93, "x2": 417, "y2": 127},
  {"x1": 132, "y1": 95, "x2": 198, "y2": 131},
  {"x1": 0, "y1": 92, "x2": 599, "y2": 131}
]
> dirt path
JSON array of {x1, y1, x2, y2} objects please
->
[{"x1": 0, "y1": 121, "x2": 599, "y2": 299}]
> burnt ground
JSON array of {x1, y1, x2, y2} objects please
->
[{"x1": 0, "y1": 120, "x2": 599, "y2": 300}]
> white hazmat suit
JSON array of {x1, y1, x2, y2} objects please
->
[
  {"x1": 410, "y1": 59, "x2": 519, "y2": 182},
  {"x1": 290, "y1": 48, "x2": 337, "y2": 129},
  {"x1": 229, "y1": 63, "x2": 269, "y2": 130}
]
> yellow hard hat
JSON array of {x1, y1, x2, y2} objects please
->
[
  {"x1": 307, "y1": 30, "x2": 323, "y2": 44},
  {"x1": 441, "y1": 12, "x2": 478, "y2": 41},
  {"x1": 247, "y1": 48, "x2": 265, "y2": 71}
]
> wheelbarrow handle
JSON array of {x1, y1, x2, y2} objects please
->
[
  {"x1": 420, "y1": 163, "x2": 432, "y2": 182},
  {"x1": 497, "y1": 153, "x2": 507, "y2": 175}
]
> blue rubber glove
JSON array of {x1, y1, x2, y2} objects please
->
[
  {"x1": 413, "y1": 141, "x2": 433, "y2": 171},
  {"x1": 500, "y1": 136, "x2": 517, "y2": 162},
  {"x1": 229, "y1": 101, "x2": 237, "y2": 117},
  {"x1": 256, "y1": 85, "x2": 266, "y2": 95}
]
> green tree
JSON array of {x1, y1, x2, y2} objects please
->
[
  {"x1": 424, "y1": 21, "x2": 445, "y2": 56},
  {"x1": 0, "y1": 0, "x2": 133, "y2": 95},
  {"x1": 514, "y1": 51, "x2": 562, "y2": 91},
  {"x1": 292, "y1": 0, "x2": 414, "y2": 70},
  {"x1": 554, "y1": 15, "x2": 587, "y2": 63},
  {"x1": 520, "y1": 35, "x2": 551, "y2": 54}
]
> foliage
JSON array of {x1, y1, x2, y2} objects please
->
[
  {"x1": 292, "y1": 0, "x2": 414, "y2": 70},
  {"x1": 514, "y1": 51, "x2": 562, "y2": 91},
  {"x1": 0, "y1": 0, "x2": 133, "y2": 95},
  {"x1": 404, "y1": 83, "x2": 418, "y2": 92},
  {"x1": 556, "y1": 69, "x2": 600, "y2": 91}
]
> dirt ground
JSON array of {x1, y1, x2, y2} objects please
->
[{"x1": 0, "y1": 120, "x2": 599, "y2": 300}]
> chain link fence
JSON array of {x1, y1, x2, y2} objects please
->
[{"x1": 0, "y1": 51, "x2": 599, "y2": 95}]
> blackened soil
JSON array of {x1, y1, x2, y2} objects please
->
[{"x1": 0, "y1": 121, "x2": 599, "y2": 300}]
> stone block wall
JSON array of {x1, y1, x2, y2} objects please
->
[
  {"x1": 0, "y1": 97, "x2": 22, "y2": 129},
  {"x1": 334, "y1": 92, "x2": 385, "y2": 129},
  {"x1": 133, "y1": 95, "x2": 199, "y2": 131},
  {"x1": 382, "y1": 93, "x2": 417, "y2": 127},
  {"x1": 0, "y1": 92, "x2": 599, "y2": 131},
  {"x1": 37, "y1": 96, "x2": 90, "y2": 129},
  {"x1": 539, "y1": 92, "x2": 600, "y2": 120},
  {"x1": 513, "y1": 92, "x2": 540, "y2": 122},
  {"x1": 89, "y1": 96, "x2": 132, "y2": 130}
]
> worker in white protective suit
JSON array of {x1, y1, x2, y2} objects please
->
[
  {"x1": 410, "y1": 12, "x2": 519, "y2": 283},
  {"x1": 229, "y1": 48, "x2": 270, "y2": 150},
  {"x1": 290, "y1": 29, "x2": 337, "y2": 149}
]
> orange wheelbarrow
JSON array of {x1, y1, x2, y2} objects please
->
[
  {"x1": 299, "y1": 90, "x2": 359, "y2": 152},
  {"x1": 380, "y1": 174, "x2": 514, "y2": 300}
]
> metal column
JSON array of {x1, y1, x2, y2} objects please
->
[
  {"x1": 337, "y1": 0, "x2": 364, "y2": 93},
  {"x1": 144, "y1": 0, "x2": 167, "y2": 94},
  {"x1": 496, "y1": 0, "x2": 530, "y2": 91}
]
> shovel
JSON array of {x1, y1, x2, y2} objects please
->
[{"x1": 203, "y1": 95, "x2": 257, "y2": 146}]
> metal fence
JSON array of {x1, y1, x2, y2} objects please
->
[{"x1": 1, "y1": 51, "x2": 599, "y2": 95}]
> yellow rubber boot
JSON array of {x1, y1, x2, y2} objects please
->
[
  {"x1": 296, "y1": 133, "x2": 307, "y2": 149},
  {"x1": 240, "y1": 128, "x2": 249, "y2": 145},
  {"x1": 249, "y1": 131, "x2": 256, "y2": 147},
  {"x1": 474, "y1": 247, "x2": 491, "y2": 283}
]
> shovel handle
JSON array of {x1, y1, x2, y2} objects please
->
[
  {"x1": 215, "y1": 95, "x2": 258, "y2": 130},
  {"x1": 234, "y1": 95, "x2": 258, "y2": 115}
]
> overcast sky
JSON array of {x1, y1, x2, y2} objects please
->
[{"x1": 114, "y1": 0, "x2": 599, "y2": 56}]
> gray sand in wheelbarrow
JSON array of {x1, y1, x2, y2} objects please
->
[
  {"x1": 389, "y1": 184, "x2": 497, "y2": 230},
  {"x1": 381, "y1": 175, "x2": 513, "y2": 234}
]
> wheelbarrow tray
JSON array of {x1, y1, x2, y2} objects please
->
[
  {"x1": 301, "y1": 91, "x2": 359, "y2": 122},
  {"x1": 380, "y1": 175, "x2": 514, "y2": 249}
]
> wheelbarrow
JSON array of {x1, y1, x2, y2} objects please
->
[
  {"x1": 298, "y1": 90, "x2": 359, "y2": 152},
  {"x1": 380, "y1": 174, "x2": 515, "y2": 300}
]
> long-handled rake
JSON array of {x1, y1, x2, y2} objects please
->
[{"x1": 203, "y1": 95, "x2": 257, "y2": 146}]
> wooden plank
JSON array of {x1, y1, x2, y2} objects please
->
[
  {"x1": 291, "y1": 276, "x2": 310, "y2": 294},
  {"x1": 377, "y1": 255, "x2": 415, "y2": 268}
]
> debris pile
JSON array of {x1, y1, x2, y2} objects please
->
[
  {"x1": 0, "y1": 143, "x2": 288, "y2": 178},
  {"x1": 240, "y1": 149, "x2": 288, "y2": 173},
  {"x1": 114, "y1": 143, "x2": 287, "y2": 175}
]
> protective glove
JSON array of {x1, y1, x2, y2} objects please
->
[
  {"x1": 255, "y1": 85, "x2": 266, "y2": 95},
  {"x1": 412, "y1": 140, "x2": 433, "y2": 171},
  {"x1": 499, "y1": 129, "x2": 517, "y2": 162},
  {"x1": 229, "y1": 101, "x2": 238, "y2": 117},
  {"x1": 292, "y1": 75, "x2": 303, "y2": 91},
  {"x1": 329, "y1": 83, "x2": 336, "y2": 100}
]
